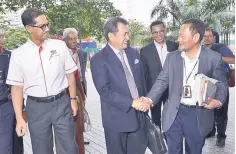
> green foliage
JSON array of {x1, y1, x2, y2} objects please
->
[
  {"x1": 45, "y1": 0, "x2": 121, "y2": 41},
  {"x1": 151, "y1": 0, "x2": 235, "y2": 44},
  {"x1": 4, "y1": 28, "x2": 28, "y2": 50},
  {"x1": 128, "y1": 19, "x2": 151, "y2": 46}
]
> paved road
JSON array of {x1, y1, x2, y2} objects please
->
[{"x1": 24, "y1": 71, "x2": 235, "y2": 154}]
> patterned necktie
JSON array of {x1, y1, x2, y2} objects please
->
[{"x1": 119, "y1": 51, "x2": 139, "y2": 99}]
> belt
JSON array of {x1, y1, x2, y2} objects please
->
[
  {"x1": 27, "y1": 90, "x2": 66, "y2": 103},
  {"x1": 180, "y1": 103, "x2": 196, "y2": 108},
  {"x1": 0, "y1": 98, "x2": 9, "y2": 106}
]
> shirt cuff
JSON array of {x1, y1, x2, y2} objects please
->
[
  {"x1": 217, "y1": 101, "x2": 222, "y2": 109},
  {"x1": 6, "y1": 79, "x2": 24, "y2": 86},
  {"x1": 65, "y1": 65, "x2": 78, "y2": 74},
  {"x1": 147, "y1": 98, "x2": 154, "y2": 107}
]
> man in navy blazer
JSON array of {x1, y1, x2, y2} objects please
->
[{"x1": 90, "y1": 17, "x2": 150, "y2": 154}]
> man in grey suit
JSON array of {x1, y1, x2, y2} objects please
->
[{"x1": 142, "y1": 19, "x2": 228, "y2": 153}]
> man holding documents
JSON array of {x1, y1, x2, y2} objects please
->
[{"x1": 142, "y1": 19, "x2": 228, "y2": 154}]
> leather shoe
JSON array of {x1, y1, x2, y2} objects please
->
[
  {"x1": 206, "y1": 132, "x2": 215, "y2": 138},
  {"x1": 84, "y1": 141, "x2": 90, "y2": 145},
  {"x1": 216, "y1": 138, "x2": 225, "y2": 147}
]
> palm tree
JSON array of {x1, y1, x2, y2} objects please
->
[{"x1": 151, "y1": 0, "x2": 235, "y2": 44}]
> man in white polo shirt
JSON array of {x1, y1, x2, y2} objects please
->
[{"x1": 7, "y1": 8, "x2": 78, "y2": 154}]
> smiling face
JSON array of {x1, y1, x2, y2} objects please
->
[
  {"x1": 108, "y1": 23, "x2": 129, "y2": 50},
  {"x1": 178, "y1": 24, "x2": 200, "y2": 52},
  {"x1": 151, "y1": 24, "x2": 165, "y2": 44}
]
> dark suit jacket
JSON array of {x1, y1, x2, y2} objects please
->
[
  {"x1": 78, "y1": 49, "x2": 87, "y2": 93},
  {"x1": 147, "y1": 46, "x2": 228, "y2": 136},
  {"x1": 90, "y1": 44, "x2": 147, "y2": 132},
  {"x1": 140, "y1": 40, "x2": 178, "y2": 93},
  {"x1": 0, "y1": 49, "x2": 11, "y2": 100}
]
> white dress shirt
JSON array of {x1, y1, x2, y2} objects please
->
[
  {"x1": 180, "y1": 47, "x2": 201, "y2": 105},
  {"x1": 7, "y1": 39, "x2": 78, "y2": 97},
  {"x1": 108, "y1": 44, "x2": 139, "y2": 97},
  {"x1": 154, "y1": 41, "x2": 169, "y2": 67}
]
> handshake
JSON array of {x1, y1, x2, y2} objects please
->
[{"x1": 131, "y1": 97, "x2": 152, "y2": 112}]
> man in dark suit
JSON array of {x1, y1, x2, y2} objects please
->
[
  {"x1": 78, "y1": 49, "x2": 87, "y2": 95},
  {"x1": 0, "y1": 31, "x2": 24, "y2": 154},
  {"x1": 140, "y1": 20, "x2": 178, "y2": 127},
  {"x1": 90, "y1": 17, "x2": 150, "y2": 154},
  {"x1": 203, "y1": 28, "x2": 235, "y2": 147},
  {"x1": 142, "y1": 19, "x2": 228, "y2": 153}
]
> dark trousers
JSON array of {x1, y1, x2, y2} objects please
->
[
  {"x1": 210, "y1": 90, "x2": 229, "y2": 139},
  {"x1": 0, "y1": 101, "x2": 14, "y2": 154},
  {"x1": 104, "y1": 112, "x2": 148, "y2": 154},
  {"x1": 26, "y1": 94, "x2": 78, "y2": 154},
  {"x1": 13, "y1": 118, "x2": 24, "y2": 154},
  {"x1": 165, "y1": 105, "x2": 205, "y2": 154},
  {"x1": 151, "y1": 90, "x2": 168, "y2": 128}
]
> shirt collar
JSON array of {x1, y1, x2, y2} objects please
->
[
  {"x1": 69, "y1": 48, "x2": 78, "y2": 55},
  {"x1": 154, "y1": 40, "x2": 166, "y2": 49},
  {"x1": 27, "y1": 38, "x2": 48, "y2": 47},
  {"x1": 108, "y1": 43, "x2": 122, "y2": 55},
  {"x1": 181, "y1": 46, "x2": 201, "y2": 61}
]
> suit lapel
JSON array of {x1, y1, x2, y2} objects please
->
[
  {"x1": 150, "y1": 42, "x2": 162, "y2": 68},
  {"x1": 198, "y1": 47, "x2": 206, "y2": 74},
  {"x1": 176, "y1": 52, "x2": 183, "y2": 95}
]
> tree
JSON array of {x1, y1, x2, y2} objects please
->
[
  {"x1": 128, "y1": 19, "x2": 150, "y2": 46},
  {"x1": 0, "y1": 14, "x2": 10, "y2": 30},
  {"x1": 151, "y1": 0, "x2": 235, "y2": 44},
  {"x1": 45, "y1": 0, "x2": 121, "y2": 41},
  {"x1": 4, "y1": 28, "x2": 28, "y2": 50}
]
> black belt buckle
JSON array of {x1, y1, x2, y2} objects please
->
[{"x1": 180, "y1": 103, "x2": 196, "y2": 108}]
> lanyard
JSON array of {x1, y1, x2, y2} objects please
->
[{"x1": 183, "y1": 59, "x2": 199, "y2": 84}]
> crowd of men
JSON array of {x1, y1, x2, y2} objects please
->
[{"x1": 0, "y1": 7, "x2": 234, "y2": 154}]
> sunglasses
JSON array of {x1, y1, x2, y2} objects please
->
[{"x1": 30, "y1": 23, "x2": 50, "y2": 31}]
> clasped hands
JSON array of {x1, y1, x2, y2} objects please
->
[{"x1": 131, "y1": 97, "x2": 152, "y2": 112}]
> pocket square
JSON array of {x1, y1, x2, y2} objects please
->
[{"x1": 134, "y1": 59, "x2": 139, "y2": 64}]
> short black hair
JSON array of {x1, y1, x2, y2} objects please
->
[
  {"x1": 205, "y1": 28, "x2": 213, "y2": 33},
  {"x1": 212, "y1": 30, "x2": 220, "y2": 43},
  {"x1": 104, "y1": 17, "x2": 128, "y2": 41},
  {"x1": 150, "y1": 20, "x2": 165, "y2": 31},
  {"x1": 183, "y1": 19, "x2": 206, "y2": 42},
  {"x1": 21, "y1": 8, "x2": 44, "y2": 26}
]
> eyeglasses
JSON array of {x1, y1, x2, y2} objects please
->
[
  {"x1": 203, "y1": 35, "x2": 213, "y2": 38},
  {"x1": 30, "y1": 23, "x2": 50, "y2": 31},
  {"x1": 152, "y1": 30, "x2": 165, "y2": 35}
]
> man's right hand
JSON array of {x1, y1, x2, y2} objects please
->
[
  {"x1": 16, "y1": 118, "x2": 27, "y2": 137},
  {"x1": 132, "y1": 98, "x2": 151, "y2": 112}
]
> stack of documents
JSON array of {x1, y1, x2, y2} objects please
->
[{"x1": 195, "y1": 74, "x2": 217, "y2": 106}]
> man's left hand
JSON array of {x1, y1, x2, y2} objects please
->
[
  {"x1": 203, "y1": 97, "x2": 221, "y2": 110},
  {"x1": 71, "y1": 100, "x2": 78, "y2": 116}
]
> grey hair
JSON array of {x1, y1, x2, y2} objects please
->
[
  {"x1": 63, "y1": 28, "x2": 78, "y2": 39},
  {"x1": 104, "y1": 17, "x2": 128, "y2": 41}
]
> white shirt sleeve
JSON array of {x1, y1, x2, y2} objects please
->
[
  {"x1": 6, "y1": 51, "x2": 24, "y2": 86},
  {"x1": 62, "y1": 42, "x2": 78, "y2": 74}
]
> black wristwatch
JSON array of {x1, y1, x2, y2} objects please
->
[{"x1": 70, "y1": 96, "x2": 79, "y2": 100}]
